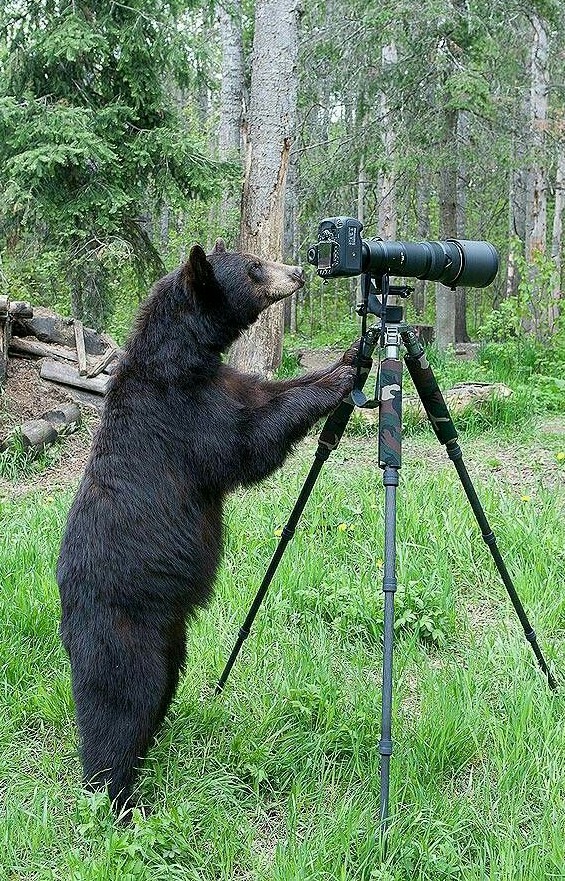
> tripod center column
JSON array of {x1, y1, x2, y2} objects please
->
[{"x1": 377, "y1": 338, "x2": 403, "y2": 832}]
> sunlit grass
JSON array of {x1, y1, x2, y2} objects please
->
[{"x1": 1, "y1": 427, "x2": 564, "y2": 880}]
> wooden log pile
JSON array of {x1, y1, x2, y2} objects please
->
[
  {"x1": 2, "y1": 298, "x2": 122, "y2": 411},
  {"x1": 1, "y1": 297, "x2": 122, "y2": 454},
  {"x1": 1, "y1": 404, "x2": 82, "y2": 455}
]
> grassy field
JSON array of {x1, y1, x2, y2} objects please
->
[{"x1": 1, "y1": 420, "x2": 564, "y2": 880}]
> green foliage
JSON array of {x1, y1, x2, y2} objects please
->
[
  {"x1": 275, "y1": 348, "x2": 302, "y2": 380},
  {"x1": 0, "y1": 0, "x2": 234, "y2": 329},
  {"x1": 477, "y1": 297, "x2": 526, "y2": 343}
]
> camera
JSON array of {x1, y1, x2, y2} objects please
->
[{"x1": 307, "y1": 217, "x2": 499, "y2": 289}]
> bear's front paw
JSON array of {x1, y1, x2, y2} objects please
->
[
  {"x1": 331, "y1": 363, "x2": 357, "y2": 398},
  {"x1": 341, "y1": 338, "x2": 362, "y2": 366}
]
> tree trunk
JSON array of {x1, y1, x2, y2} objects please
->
[
  {"x1": 436, "y1": 109, "x2": 457, "y2": 350},
  {"x1": 160, "y1": 204, "x2": 169, "y2": 249},
  {"x1": 228, "y1": 0, "x2": 299, "y2": 376},
  {"x1": 524, "y1": 13, "x2": 549, "y2": 338},
  {"x1": 455, "y1": 110, "x2": 469, "y2": 342},
  {"x1": 550, "y1": 151, "x2": 565, "y2": 333},
  {"x1": 356, "y1": 154, "x2": 366, "y2": 318},
  {"x1": 70, "y1": 252, "x2": 110, "y2": 334},
  {"x1": 218, "y1": 0, "x2": 244, "y2": 240},
  {"x1": 283, "y1": 145, "x2": 299, "y2": 332},
  {"x1": 506, "y1": 135, "x2": 527, "y2": 299},
  {"x1": 413, "y1": 169, "x2": 431, "y2": 315},
  {"x1": 378, "y1": 42, "x2": 397, "y2": 241},
  {"x1": 525, "y1": 14, "x2": 549, "y2": 263}
]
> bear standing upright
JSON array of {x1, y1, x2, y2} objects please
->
[{"x1": 57, "y1": 240, "x2": 357, "y2": 814}]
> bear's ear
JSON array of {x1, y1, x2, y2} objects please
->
[
  {"x1": 182, "y1": 244, "x2": 214, "y2": 292},
  {"x1": 212, "y1": 238, "x2": 227, "y2": 254}
]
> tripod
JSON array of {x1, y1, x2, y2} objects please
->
[{"x1": 215, "y1": 279, "x2": 557, "y2": 835}]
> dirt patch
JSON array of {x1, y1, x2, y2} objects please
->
[
  {"x1": 297, "y1": 347, "x2": 342, "y2": 372},
  {"x1": 0, "y1": 357, "x2": 99, "y2": 498},
  {"x1": 0, "y1": 357, "x2": 72, "y2": 433},
  {"x1": 2, "y1": 354, "x2": 564, "y2": 499},
  {"x1": 311, "y1": 419, "x2": 565, "y2": 493}
]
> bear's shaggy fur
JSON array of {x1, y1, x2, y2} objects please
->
[{"x1": 57, "y1": 241, "x2": 356, "y2": 813}]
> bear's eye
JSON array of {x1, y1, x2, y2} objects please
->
[{"x1": 248, "y1": 260, "x2": 264, "y2": 280}]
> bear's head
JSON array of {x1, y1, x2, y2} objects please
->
[{"x1": 178, "y1": 239, "x2": 304, "y2": 347}]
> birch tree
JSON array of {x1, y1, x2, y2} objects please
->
[
  {"x1": 550, "y1": 150, "x2": 565, "y2": 332},
  {"x1": 378, "y1": 41, "x2": 398, "y2": 241}
]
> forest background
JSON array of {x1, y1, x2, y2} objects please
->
[
  {"x1": 1, "y1": 0, "x2": 564, "y2": 392},
  {"x1": 1, "y1": 4, "x2": 565, "y2": 879}
]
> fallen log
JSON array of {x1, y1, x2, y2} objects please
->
[
  {"x1": 60, "y1": 387, "x2": 107, "y2": 415},
  {"x1": 12, "y1": 307, "x2": 111, "y2": 355},
  {"x1": 0, "y1": 296, "x2": 9, "y2": 385},
  {"x1": 0, "y1": 403, "x2": 81, "y2": 454},
  {"x1": 8, "y1": 301, "x2": 33, "y2": 318},
  {"x1": 42, "y1": 403, "x2": 82, "y2": 431},
  {"x1": 9, "y1": 336, "x2": 79, "y2": 363},
  {"x1": 74, "y1": 319, "x2": 88, "y2": 375},
  {"x1": 40, "y1": 359, "x2": 110, "y2": 394},
  {"x1": 87, "y1": 345, "x2": 121, "y2": 378},
  {"x1": 358, "y1": 382, "x2": 512, "y2": 425},
  {"x1": 6, "y1": 419, "x2": 59, "y2": 453}
]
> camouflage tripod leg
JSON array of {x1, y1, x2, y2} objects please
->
[
  {"x1": 401, "y1": 326, "x2": 556, "y2": 691},
  {"x1": 377, "y1": 350, "x2": 403, "y2": 835}
]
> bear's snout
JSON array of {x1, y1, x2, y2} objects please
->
[{"x1": 290, "y1": 266, "x2": 305, "y2": 287}]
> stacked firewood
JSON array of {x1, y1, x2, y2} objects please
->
[
  {"x1": 2, "y1": 299, "x2": 121, "y2": 397},
  {"x1": 1, "y1": 297, "x2": 122, "y2": 455}
]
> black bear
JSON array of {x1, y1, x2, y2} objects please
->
[{"x1": 57, "y1": 240, "x2": 357, "y2": 814}]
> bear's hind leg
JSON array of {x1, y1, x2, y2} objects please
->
[
  {"x1": 155, "y1": 619, "x2": 187, "y2": 731},
  {"x1": 70, "y1": 623, "x2": 171, "y2": 816}
]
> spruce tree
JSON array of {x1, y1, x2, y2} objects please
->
[{"x1": 0, "y1": 0, "x2": 228, "y2": 329}]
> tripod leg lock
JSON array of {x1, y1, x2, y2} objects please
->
[
  {"x1": 446, "y1": 440, "x2": 463, "y2": 461},
  {"x1": 379, "y1": 739, "x2": 393, "y2": 756},
  {"x1": 524, "y1": 628, "x2": 538, "y2": 644},
  {"x1": 282, "y1": 525, "x2": 296, "y2": 541},
  {"x1": 382, "y1": 470, "x2": 399, "y2": 487},
  {"x1": 382, "y1": 577, "x2": 397, "y2": 594},
  {"x1": 481, "y1": 530, "x2": 496, "y2": 548}
]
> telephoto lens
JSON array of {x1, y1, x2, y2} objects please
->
[{"x1": 361, "y1": 238, "x2": 499, "y2": 289}]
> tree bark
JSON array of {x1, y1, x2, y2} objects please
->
[
  {"x1": 506, "y1": 134, "x2": 527, "y2": 299},
  {"x1": 455, "y1": 110, "x2": 469, "y2": 342},
  {"x1": 160, "y1": 204, "x2": 169, "y2": 249},
  {"x1": 378, "y1": 42, "x2": 398, "y2": 242},
  {"x1": 550, "y1": 151, "x2": 565, "y2": 333},
  {"x1": 436, "y1": 109, "x2": 457, "y2": 350},
  {"x1": 524, "y1": 13, "x2": 549, "y2": 338},
  {"x1": 283, "y1": 145, "x2": 299, "y2": 332},
  {"x1": 218, "y1": 0, "x2": 244, "y2": 239},
  {"x1": 356, "y1": 154, "x2": 366, "y2": 318},
  {"x1": 413, "y1": 169, "x2": 431, "y2": 315},
  {"x1": 228, "y1": 0, "x2": 300, "y2": 376},
  {"x1": 525, "y1": 14, "x2": 549, "y2": 263}
]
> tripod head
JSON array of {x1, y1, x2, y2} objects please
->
[
  {"x1": 351, "y1": 273, "x2": 412, "y2": 408},
  {"x1": 357, "y1": 277, "x2": 413, "y2": 325}
]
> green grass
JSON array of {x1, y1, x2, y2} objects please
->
[{"x1": 1, "y1": 425, "x2": 565, "y2": 880}]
